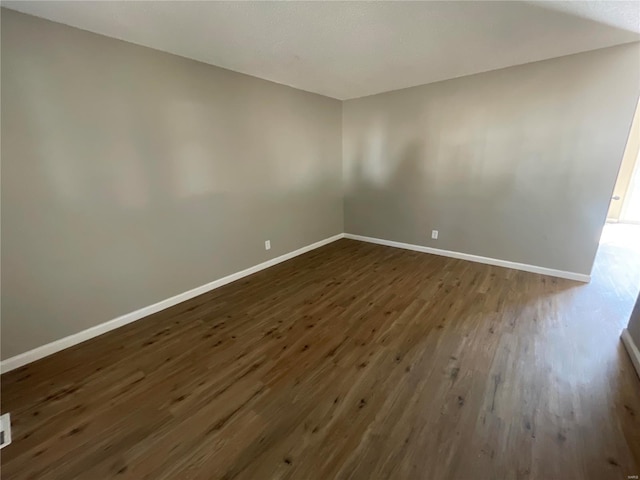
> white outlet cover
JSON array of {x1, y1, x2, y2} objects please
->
[
  {"x1": 431, "y1": 230, "x2": 438, "y2": 239},
  {"x1": 0, "y1": 413, "x2": 11, "y2": 449},
  {"x1": 265, "y1": 240, "x2": 271, "y2": 250}
]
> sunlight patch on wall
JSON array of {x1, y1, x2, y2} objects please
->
[
  {"x1": 362, "y1": 117, "x2": 390, "y2": 186},
  {"x1": 166, "y1": 100, "x2": 219, "y2": 198}
]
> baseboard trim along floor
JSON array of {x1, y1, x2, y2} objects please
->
[
  {"x1": 0, "y1": 233, "x2": 345, "y2": 374},
  {"x1": 621, "y1": 328, "x2": 640, "y2": 379},
  {"x1": 1, "y1": 231, "x2": 593, "y2": 373},
  {"x1": 344, "y1": 233, "x2": 591, "y2": 283}
]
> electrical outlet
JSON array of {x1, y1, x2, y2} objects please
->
[
  {"x1": 0, "y1": 413, "x2": 11, "y2": 449},
  {"x1": 265, "y1": 240, "x2": 271, "y2": 250},
  {"x1": 431, "y1": 230, "x2": 438, "y2": 240}
]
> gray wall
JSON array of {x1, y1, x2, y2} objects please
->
[
  {"x1": 629, "y1": 294, "x2": 640, "y2": 349},
  {"x1": 1, "y1": 10, "x2": 343, "y2": 359},
  {"x1": 3, "y1": 8, "x2": 640, "y2": 361},
  {"x1": 343, "y1": 43, "x2": 640, "y2": 275}
]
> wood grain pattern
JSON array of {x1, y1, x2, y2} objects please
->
[{"x1": 2, "y1": 229, "x2": 640, "y2": 479}]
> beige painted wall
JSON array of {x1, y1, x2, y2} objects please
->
[
  {"x1": 607, "y1": 100, "x2": 640, "y2": 221},
  {"x1": 1, "y1": 10, "x2": 343, "y2": 359},
  {"x1": 343, "y1": 43, "x2": 640, "y2": 275}
]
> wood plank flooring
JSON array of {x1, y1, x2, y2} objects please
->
[{"x1": 2, "y1": 232, "x2": 640, "y2": 479}]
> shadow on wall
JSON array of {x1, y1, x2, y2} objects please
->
[
  {"x1": 346, "y1": 139, "x2": 425, "y2": 233},
  {"x1": 2, "y1": 83, "x2": 342, "y2": 360},
  {"x1": 344, "y1": 130, "x2": 553, "y2": 249},
  {"x1": 1, "y1": 9, "x2": 343, "y2": 360},
  {"x1": 342, "y1": 43, "x2": 640, "y2": 274}
]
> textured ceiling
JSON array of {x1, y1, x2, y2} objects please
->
[{"x1": 2, "y1": 1, "x2": 639, "y2": 99}]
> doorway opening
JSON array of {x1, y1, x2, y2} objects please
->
[
  {"x1": 607, "y1": 99, "x2": 640, "y2": 226},
  {"x1": 596, "y1": 100, "x2": 640, "y2": 301}
]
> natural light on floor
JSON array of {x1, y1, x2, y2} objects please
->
[{"x1": 600, "y1": 223, "x2": 640, "y2": 253}]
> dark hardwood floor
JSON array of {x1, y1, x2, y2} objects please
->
[{"x1": 2, "y1": 228, "x2": 640, "y2": 479}]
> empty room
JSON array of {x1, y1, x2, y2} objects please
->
[{"x1": 2, "y1": 1, "x2": 640, "y2": 479}]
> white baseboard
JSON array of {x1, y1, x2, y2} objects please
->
[
  {"x1": 344, "y1": 233, "x2": 591, "y2": 283},
  {"x1": 0, "y1": 233, "x2": 344, "y2": 374},
  {"x1": 0, "y1": 231, "x2": 592, "y2": 373},
  {"x1": 622, "y1": 329, "x2": 640, "y2": 380}
]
